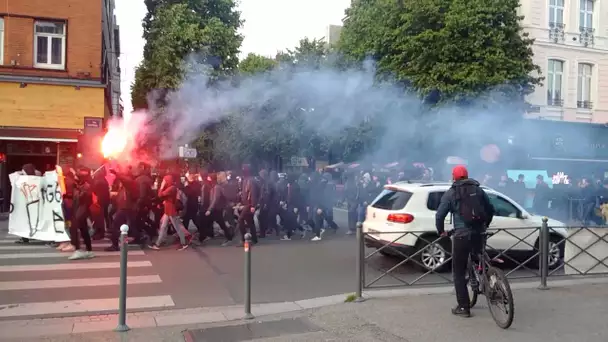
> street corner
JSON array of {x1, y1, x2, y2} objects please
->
[{"x1": 183, "y1": 317, "x2": 324, "y2": 342}]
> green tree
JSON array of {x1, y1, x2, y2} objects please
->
[
  {"x1": 238, "y1": 53, "x2": 277, "y2": 75},
  {"x1": 287, "y1": 37, "x2": 328, "y2": 68},
  {"x1": 133, "y1": 0, "x2": 243, "y2": 110},
  {"x1": 131, "y1": 3, "x2": 205, "y2": 109},
  {"x1": 339, "y1": 0, "x2": 541, "y2": 103}
]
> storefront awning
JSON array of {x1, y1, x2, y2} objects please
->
[{"x1": 0, "y1": 127, "x2": 80, "y2": 143}]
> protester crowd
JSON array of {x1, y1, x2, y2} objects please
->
[
  {"x1": 12, "y1": 163, "x2": 351, "y2": 260},
  {"x1": 11, "y1": 161, "x2": 608, "y2": 261}
]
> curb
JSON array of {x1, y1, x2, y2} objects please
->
[{"x1": 1, "y1": 276, "x2": 607, "y2": 340}]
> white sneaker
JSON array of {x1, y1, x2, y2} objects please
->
[
  {"x1": 281, "y1": 235, "x2": 291, "y2": 241},
  {"x1": 68, "y1": 250, "x2": 89, "y2": 260},
  {"x1": 311, "y1": 236, "x2": 322, "y2": 241}
]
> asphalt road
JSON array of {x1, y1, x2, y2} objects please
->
[{"x1": 0, "y1": 208, "x2": 547, "y2": 320}]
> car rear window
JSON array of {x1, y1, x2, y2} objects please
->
[
  {"x1": 371, "y1": 189, "x2": 412, "y2": 210},
  {"x1": 426, "y1": 191, "x2": 445, "y2": 211}
]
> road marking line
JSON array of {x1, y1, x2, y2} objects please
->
[
  {"x1": 0, "y1": 242, "x2": 140, "y2": 250},
  {"x1": 0, "y1": 261, "x2": 152, "y2": 272},
  {"x1": 0, "y1": 250, "x2": 146, "y2": 259},
  {"x1": 0, "y1": 295, "x2": 175, "y2": 317},
  {"x1": 0, "y1": 275, "x2": 162, "y2": 291}
]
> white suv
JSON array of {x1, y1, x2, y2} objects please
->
[{"x1": 363, "y1": 182, "x2": 566, "y2": 272}]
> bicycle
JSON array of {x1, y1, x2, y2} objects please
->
[{"x1": 448, "y1": 230, "x2": 515, "y2": 329}]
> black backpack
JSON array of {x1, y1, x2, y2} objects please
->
[{"x1": 454, "y1": 184, "x2": 489, "y2": 226}]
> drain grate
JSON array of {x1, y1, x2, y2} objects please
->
[{"x1": 183, "y1": 317, "x2": 322, "y2": 342}]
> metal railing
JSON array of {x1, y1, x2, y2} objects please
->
[{"x1": 355, "y1": 219, "x2": 608, "y2": 298}]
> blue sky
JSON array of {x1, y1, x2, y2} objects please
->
[{"x1": 115, "y1": 0, "x2": 351, "y2": 114}]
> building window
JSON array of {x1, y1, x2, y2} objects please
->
[
  {"x1": 34, "y1": 21, "x2": 66, "y2": 70},
  {"x1": 0, "y1": 18, "x2": 4, "y2": 65},
  {"x1": 549, "y1": 0, "x2": 565, "y2": 24},
  {"x1": 577, "y1": 63, "x2": 593, "y2": 109},
  {"x1": 579, "y1": 0, "x2": 595, "y2": 46},
  {"x1": 547, "y1": 59, "x2": 564, "y2": 107},
  {"x1": 580, "y1": 0, "x2": 593, "y2": 28},
  {"x1": 549, "y1": 0, "x2": 566, "y2": 42}
]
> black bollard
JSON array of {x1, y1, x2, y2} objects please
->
[
  {"x1": 115, "y1": 224, "x2": 130, "y2": 332},
  {"x1": 243, "y1": 233, "x2": 254, "y2": 319}
]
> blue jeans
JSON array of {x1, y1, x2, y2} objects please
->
[{"x1": 357, "y1": 204, "x2": 367, "y2": 223}]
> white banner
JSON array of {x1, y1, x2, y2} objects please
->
[{"x1": 8, "y1": 171, "x2": 70, "y2": 242}]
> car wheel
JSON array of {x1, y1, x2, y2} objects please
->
[
  {"x1": 415, "y1": 235, "x2": 451, "y2": 272},
  {"x1": 534, "y1": 234, "x2": 565, "y2": 270}
]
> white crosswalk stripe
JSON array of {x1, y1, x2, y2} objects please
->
[{"x1": 0, "y1": 234, "x2": 175, "y2": 318}]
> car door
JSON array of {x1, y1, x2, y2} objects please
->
[
  {"x1": 486, "y1": 193, "x2": 536, "y2": 251},
  {"x1": 426, "y1": 191, "x2": 454, "y2": 231}
]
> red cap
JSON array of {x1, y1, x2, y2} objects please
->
[{"x1": 452, "y1": 165, "x2": 468, "y2": 180}]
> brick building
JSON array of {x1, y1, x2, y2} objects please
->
[{"x1": 0, "y1": 0, "x2": 121, "y2": 205}]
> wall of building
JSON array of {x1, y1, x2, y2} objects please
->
[
  {"x1": 0, "y1": 82, "x2": 104, "y2": 129},
  {"x1": 520, "y1": 0, "x2": 608, "y2": 123},
  {"x1": 0, "y1": 0, "x2": 102, "y2": 80}
]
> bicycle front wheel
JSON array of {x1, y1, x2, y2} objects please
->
[{"x1": 485, "y1": 267, "x2": 514, "y2": 329}]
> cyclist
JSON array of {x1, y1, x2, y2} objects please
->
[{"x1": 435, "y1": 165, "x2": 495, "y2": 317}]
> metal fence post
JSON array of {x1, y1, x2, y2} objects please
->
[
  {"x1": 115, "y1": 224, "x2": 130, "y2": 332},
  {"x1": 538, "y1": 217, "x2": 549, "y2": 290},
  {"x1": 243, "y1": 233, "x2": 254, "y2": 319},
  {"x1": 355, "y1": 222, "x2": 366, "y2": 302}
]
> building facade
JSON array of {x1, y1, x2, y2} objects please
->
[
  {"x1": 0, "y1": 0, "x2": 120, "y2": 205},
  {"x1": 519, "y1": 0, "x2": 608, "y2": 122}
]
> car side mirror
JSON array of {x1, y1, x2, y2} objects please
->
[{"x1": 518, "y1": 212, "x2": 528, "y2": 220}]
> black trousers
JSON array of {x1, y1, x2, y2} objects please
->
[
  {"x1": 452, "y1": 232, "x2": 483, "y2": 309},
  {"x1": 279, "y1": 206, "x2": 302, "y2": 238},
  {"x1": 201, "y1": 210, "x2": 233, "y2": 240},
  {"x1": 347, "y1": 203, "x2": 358, "y2": 232},
  {"x1": 110, "y1": 209, "x2": 134, "y2": 247},
  {"x1": 258, "y1": 205, "x2": 279, "y2": 237},
  {"x1": 70, "y1": 207, "x2": 92, "y2": 251},
  {"x1": 313, "y1": 206, "x2": 338, "y2": 237},
  {"x1": 237, "y1": 205, "x2": 258, "y2": 243}
]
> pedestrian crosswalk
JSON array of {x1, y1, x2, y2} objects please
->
[{"x1": 0, "y1": 232, "x2": 175, "y2": 319}]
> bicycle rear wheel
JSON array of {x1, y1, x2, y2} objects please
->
[
  {"x1": 468, "y1": 266, "x2": 479, "y2": 308},
  {"x1": 485, "y1": 267, "x2": 514, "y2": 329}
]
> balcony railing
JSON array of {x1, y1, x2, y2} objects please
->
[
  {"x1": 549, "y1": 22, "x2": 566, "y2": 43},
  {"x1": 547, "y1": 97, "x2": 564, "y2": 107},
  {"x1": 577, "y1": 100, "x2": 593, "y2": 109},
  {"x1": 579, "y1": 27, "x2": 595, "y2": 47}
]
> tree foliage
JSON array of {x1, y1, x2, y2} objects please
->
[
  {"x1": 132, "y1": 0, "x2": 242, "y2": 110},
  {"x1": 238, "y1": 53, "x2": 277, "y2": 75},
  {"x1": 339, "y1": 0, "x2": 541, "y2": 103}
]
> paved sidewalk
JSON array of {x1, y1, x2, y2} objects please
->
[{"x1": 3, "y1": 277, "x2": 608, "y2": 341}]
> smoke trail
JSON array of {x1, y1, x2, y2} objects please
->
[{"x1": 119, "y1": 54, "x2": 594, "y2": 178}]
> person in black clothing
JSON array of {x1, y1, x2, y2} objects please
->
[
  {"x1": 68, "y1": 167, "x2": 95, "y2": 260},
  {"x1": 223, "y1": 171, "x2": 239, "y2": 230},
  {"x1": 257, "y1": 169, "x2": 279, "y2": 237},
  {"x1": 435, "y1": 165, "x2": 494, "y2": 317},
  {"x1": 182, "y1": 173, "x2": 202, "y2": 236},
  {"x1": 204, "y1": 172, "x2": 233, "y2": 246},
  {"x1": 236, "y1": 165, "x2": 259, "y2": 245},
  {"x1": 279, "y1": 173, "x2": 304, "y2": 240},
  {"x1": 312, "y1": 172, "x2": 339, "y2": 240},
  {"x1": 297, "y1": 173, "x2": 311, "y2": 227},
  {"x1": 105, "y1": 167, "x2": 137, "y2": 252},
  {"x1": 198, "y1": 173, "x2": 214, "y2": 242},
  {"x1": 343, "y1": 172, "x2": 359, "y2": 235},
  {"x1": 91, "y1": 171, "x2": 110, "y2": 240},
  {"x1": 133, "y1": 162, "x2": 156, "y2": 242}
]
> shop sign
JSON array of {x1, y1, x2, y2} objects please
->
[{"x1": 552, "y1": 172, "x2": 570, "y2": 185}]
